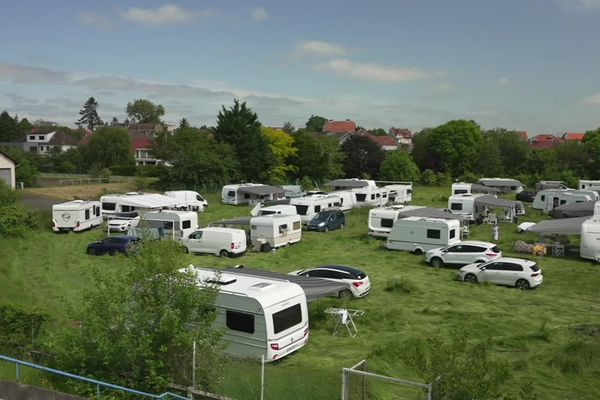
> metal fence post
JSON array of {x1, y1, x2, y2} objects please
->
[
  {"x1": 15, "y1": 363, "x2": 20, "y2": 382},
  {"x1": 260, "y1": 355, "x2": 265, "y2": 400},
  {"x1": 97, "y1": 383, "x2": 100, "y2": 398},
  {"x1": 341, "y1": 369, "x2": 349, "y2": 400}
]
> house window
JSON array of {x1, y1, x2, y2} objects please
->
[
  {"x1": 38, "y1": 135, "x2": 44, "y2": 140},
  {"x1": 426, "y1": 229, "x2": 441, "y2": 239},
  {"x1": 226, "y1": 310, "x2": 255, "y2": 334},
  {"x1": 29, "y1": 135, "x2": 35, "y2": 140}
]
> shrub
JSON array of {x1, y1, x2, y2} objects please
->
[
  {"x1": 419, "y1": 169, "x2": 437, "y2": 185},
  {"x1": 0, "y1": 304, "x2": 48, "y2": 355},
  {"x1": 0, "y1": 180, "x2": 17, "y2": 207},
  {"x1": 0, "y1": 204, "x2": 39, "y2": 237}
]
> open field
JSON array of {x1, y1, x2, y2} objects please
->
[
  {"x1": 20, "y1": 182, "x2": 140, "y2": 202},
  {"x1": 1, "y1": 187, "x2": 599, "y2": 399}
]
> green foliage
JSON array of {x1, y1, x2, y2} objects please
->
[
  {"x1": 83, "y1": 126, "x2": 135, "y2": 170},
  {"x1": 371, "y1": 128, "x2": 387, "y2": 136},
  {"x1": 305, "y1": 114, "x2": 328, "y2": 132},
  {"x1": 289, "y1": 131, "x2": 343, "y2": 182},
  {"x1": 213, "y1": 99, "x2": 275, "y2": 181},
  {"x1": 262, "y1": 127, "x2": 298, "y2": 184},
  {"x1": 427, "y1": 120, "x2": 484, "y2": 177},
  {"x1": 476, "y1": 134, "x2": 504, "y2": 176},
  {"x1": 0, "y1": 204, "x2": 39, "y2": 237},
  {"x1": 126, "y1": 99, "x2": 165, "y2": 123},
  {"x1": 341, "y1": 135, "x2": 384, "y2": 179},
  {"x1": 0, "y1": 180, "x2": 17, "y2": 206},
  {"x1": 76, "y1": 97, "x2": 103, "y2": 131},
  {"x1": 0, "y1": 110, "x2": 20, "y2": 141},
  {"x1": 419, "y1": 169, "x2": 438, "y2": 185},
  {"x1": 583, "y1": 128, "x2": 600, "y2": 178},
  {"x1": 379, "y1": 150, "x2": 420, "y2": 182},
  {"x1": 1, "y1": 146, "x2": 39, "y2": 186},
  {"x1": 300, "y1": 175, "x2": 314, "y2": 191},
  {"x1": 48, "y1": 241, "x2": 224, "y2": 393},
  {"x1": 0, "y1": 304, "x2": 47, "y2": 355},
  {"x1": 487, "y1": 129, "x2": 530, "y2": 176},
  {"x1": 412, "y1": 128, "x2": 435, "y2": 171},
  {"x1": 282, "y1": 121, "x2": 295, "y2": 134},
  {"x1": 134, "y1": 175, "x2": 151, "y2": 191}
]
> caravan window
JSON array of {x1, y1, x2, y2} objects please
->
[
  {"x1": 540, "y1": 195, "x2": 545, "y2": 201},
  {"x1": 94, "y1": 206, "x2": 100, "y2": 216},
  {"x1": 314, "y1": 205, "x2": 321, "y2": 213},
  {"x1": 182, "y1": 220, "x2": 191, "y2": 229},
  {"x1": 449, "y1": 229, "x2": 456, "y2": 239},
  {"x1": 227, "y1": 191, "x2": 235, "y2": 197},
  {"x1": 85, "y1": 209, "x2": 90, "y2": 220},
  {"x1": 273, "y1": 303, "x2": 302, "y2": 334},
  {"x1": 355, "y1": 194, "x2": 366, "y2": 202},
  {"x1": 426, "y1": 229, "x2": 441, "y2": 239},
  {"x1": 122, "y1": 205, "x2": 136, "y2": 212},
  {"x1": 226, "y1": 310, "x2": 255, "y2": 334},
  {"x1": 295, "y1": 205, "x2": 308, "y2": 215},
  {"x1": 381, "y1": 218, "x2": 395, "y2": 228},
  {"x1": 103, "y1": 202, "x2": 116, "y2": 211},
  {"x1": 293, "y1": 221, "x2": 301, "y2": 230},
  {"x1": 450, "y1": 203, "x2": 463, "y2": 211},
  {"x1": 279, "y1": 224, "x2": 288, "y2": 234}
]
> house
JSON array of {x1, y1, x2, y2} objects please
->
[
  {"x1": 366, "y1": 134, "x2": 399, "y2": 151},
  {"x1": 24, "y1": 129, "x2": 79, "y2": 155},
  {"x1": 128, "y1": 123, "x2": 166, "y2": 138},
  {"x1": 528, "y1": 134, "x2": 562, "y2": 150},
  {"x1": 561, "y1": 132, "x2": 585, "y2": 143},
  {"x1": 323, "y1": 120, "x2": 357, "y2": 134},
  {"x1": 0, "y1": 149, "x2": 18, "y2": 189},
  {"x1": 389, "y1": 128, "x2": 413, "y2": 148}
]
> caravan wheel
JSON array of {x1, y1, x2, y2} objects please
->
[{"x1": 413, "y1": 249, "x2": 423, "y2": 256}]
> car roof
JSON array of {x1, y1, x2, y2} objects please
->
[
  {"x1": 107, "y1": 235, "x2": 138, "y2": 241},
  {"x1": 489, "y1": 257, "x2": 535, "y2": 265},
  {"x1": 313, "y1": 264, "x2": 365, "y2": 275},
  {"x1": 455, "y1": 240, "x2": 497, "y2": 247}
]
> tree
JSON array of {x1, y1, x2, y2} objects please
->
[
  {"x1": 49, "y1": 241, "x2": 224, "y2": 393},
  {"x1": 126, "y1": 99, "x2": 165, "y2": 124},
  {"x1": 17, "y1": 118, "x2": 32, "y2": 135},
  {"x1": 282, "y1": 121, "x2": 295, "y2": 134},
  {"x1": 340, "y1": 135, "x2": 384, "y2": 179},
  {"x1": 379, "y1": 150, "x2": 420, "y2": 182},
  {"x1": 475, "y1": 134, "x2": 503, "y2": 177},
  {"x1": 262, "y1": 127, "x2": 298, "y2": 184},
  {"x1": 0, "y1": 111, "x2": 19, "y2": 141},
  {"x1": 179, "y1": 118, "x2": 190, "y2": 129},
  {"x1": 583, "y1": 128, "x2": 600, "y2": 179},
  {"x1": 83, "y1": 127, "x2": 134, "y2": 170},
  {"x1": 0, "y1": 147, "x2": 38, "y2": 187},
  {"x1": 485, "y1": 129, "x2": 530, "y2": 176},
  {"x1": 289, "y1": 131, "x2": 343, "y2": 182},
  {"x1": 305, "y1": 115, "x2": 328, "y2": 132},
  {"x1": 427, "y1": 120, "x2": 483, "y2": 178},
  {"x1": 371, "y1": 128, "x2": 387, "y2": 136},
  {"x1": 411, "y1": 128, "x2": 435, "y2": 171},
  {"x1": 77, "y1": 97, "x2": 103, "y2": 131},
  {"x1": 213, "y1": 99, "x2": 274, "y2": 181}
]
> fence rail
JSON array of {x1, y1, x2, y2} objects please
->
[
  {"x1": 38, "y1": 173, "x2": 135, "y2": 186},
  {"x1": 0, "y1": 354, "x2": 187, "y2": 400}
]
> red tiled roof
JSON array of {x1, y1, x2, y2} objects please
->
[
  {"x1": 390, "y1": 128, "x2": 412, "y2": 138},
  {"x1": 562, "y1": 132, "x2": 585, "y2": 141},
  {"x1": 323, "y1": 120, "x2": 356, "y2": 134},
  {"x1": 528, "y1": 134, "x2": 563, "y2": 150},
  {"x1": 366, "y1": 134, "x2": 397, "y2": 147},
  {"x1": 47, "y1": 131, "x2": 79, "y2": 146},
  {"x1": 131, "y1": 134, "x2": 152, "y2": 150}
]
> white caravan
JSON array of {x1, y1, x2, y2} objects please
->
[
  {"x1": 221, "y1": 183, "x2": 285, "y2": 205},
  {"x1": 580, "y1": 202, "x2": 600, "y2": 262},
  {"x1": 290, "y1": 194, "x2": 341, "y2": 223},
  {"x1": 385, "y1": 217, "x2": 461, "y2": 254},
  {"x1": 185, "y1": 266, "x2": 309, "y2": 362},
  {"x1": 222, "y1": 183, "x2": 265, "y2": 205},
  {"x1": 329, "y1": 190, "x2": 357, "y2": 211},
  {"x1": 164, "y1": 190, "x2": 208, "y2": 211},
  {"x1": 368, "y1": 205, "x2": 424, "y2": 238},
  {"x1": 52, "y1": 200, "x2": 102, "y2": 232},
  {"x1": 447, "y1": 194, "x2": 486, "y2": 220},
  {"x1": 579, "y1": 180, "x2": 600, "y2": 191},
  {"x1": 182, "y1": 227, "x2": 247, "y2": 257},
  {"x1": 352, "y1": 186, "x2": 389, "y2": 207},
  {"x1": 132, "y1": 210, "x2": 199, "y2": 241},
  {"x1": 250, "y1": 204, "x2": 298, "y2": 217},
  {"x1": 533, "y1": 190, "x2": 594, "y2": 213},
  {"x1": 250, "y1": 214, "x2": 302, "y2": 250},
  {"x1": 100, "y1": 192, "x2": 184, "y2": 217},
  {"x1": 385, "y1": 183, "x2": 413, "y2": 204}
]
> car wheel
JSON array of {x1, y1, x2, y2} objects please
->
[
  {"x1": 339, "y1": 289, "x2": 353, "y2": 299},
  {"x1": 430, "y1": 257, "x2": 444, "y2": 268},
  {"x1": 109, "y1": 250, "x2": 119, "y2": 256},
  {"x1": 182, "y1": 246, "x2": 190, "y2": 254},
  {"x1": 515, "y1": 279, "x2": 530, "y2": 290},
  {"x1": 323, "y1": 226, "x2": 329, "y2": 233},
  {"x1": 413, "y1": 249, "x2": 423, "y2": 256},
  {"x1": 464, "y1": 273, "x2": 478, "y2": 284},
  {"x1": 87, "y1": 248, "x2": 96, "y2": 256},
  {"x1": 219, "y1": 250, "x2": 229, "y2": 258}
]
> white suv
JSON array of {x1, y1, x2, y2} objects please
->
[{"x1": 425, "y1": 240, "x2": 501, "y2": 268}]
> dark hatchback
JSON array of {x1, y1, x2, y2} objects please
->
[{"x1": 86, "y1": 235, "x2": 141, "y2": 256}]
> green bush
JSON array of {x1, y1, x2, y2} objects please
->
[
  {"x1": 0, "y1": 204, "x2": 39, "y2": 237},
  {"x1": 0, "y1": 303, "x2": 48, "y2": 355},
  {"x1": 0, "y1": 180, "x2": 17, "y2": 207}
]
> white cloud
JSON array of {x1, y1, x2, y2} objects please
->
[
  {"x1": 432, "y1": 83, "x2": 451, "y2": 93},
  {"x1": 313, "y1": 59, "x2": 441, "y2": 82},
  {"x1": 582, "y1": 93, "x2": 600, "y2": 105},
  {"x1": 0, "y1": 63, "x2": 66, "y2": 83},
  {"x1": 119, "y1": 4, "x2": 199, "y2": 26},
  {"x1": 77, "y1": 12, "x2": 111, "y2": 27},
  {"x1": 251, "y1": 7, "x2": 269, "y2": 22},
  {"x1": 296, "y1": 40, "x2": 348, "y2": 57},
  {"x1": 497, "y1": 77, "x2": 510, "y2": 87},
  {"x1": 554, "y1": 0, "x2": 600, "y2": 9}
]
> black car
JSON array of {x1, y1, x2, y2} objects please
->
[
  {"x1": 86, "y1": 235, "x2": 140, "y2": 256},
  {"x1": 516, "y1": 190, "x2": 536, "y2": 203}
]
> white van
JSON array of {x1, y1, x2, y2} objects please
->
[
  {"x1": 250, "y1": 214, "x2": 302, "y2": 250},
  {"x1": 164, "y1": 190, "x2": 208, "y2": 211},
  {"x1": 182, "y1": 227, "x2": 247, "y2": 257},
  {"x1": 385, "y1": 217, "x2": 461, "y2": 254},
  {"x1": 52, "y1": 200, "x2": 102, "y2": 232},
  {"x1": 185, "y1": 266, "x2": 309, "y2": 362},
  {"x1": 290, "y1": 194, "x2": 341, "y2": 223}
]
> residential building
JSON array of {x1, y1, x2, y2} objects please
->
[
  {"x1": 128, "y1": 123, "x2": 166, "y2": 138},
  {"x1": 528, "y1": 134, "x2": 563, "y2": 150},
  {"x1": 323, "y1": 119, "x2": 357, "y2": 134},
  {"x1": 561, "y1": 132, "x2": 585, "y2": 143},
  {"x1": 389, "y1": 128, "x2": 413, "y2": 148},
  {"x1": 24, "y1": 129, "x2": 79, "y2": 155},
  {"x1": 366, "y1": 134, "x2": 399, "y2": 151},
  {"x1": 0, "y1": 149, "x2": 17, "y2": 189}
]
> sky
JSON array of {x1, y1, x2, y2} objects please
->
[{"x1": 1, "y1": 0, "x2": 600, "y2": 135}]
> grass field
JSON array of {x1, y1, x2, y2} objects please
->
[{"x1": 1, "y1": 186, "x2": 599, "y2": 399}]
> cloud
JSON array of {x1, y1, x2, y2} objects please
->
[
  {"x1": 296, "y1": 40, "x2": 348, "y2": 57},
  {"x1": 313, "y1": 59, "x2": 442, "y2": 82},
  {"x1": 496, "y1": 77, "x2": 510, "y2": 87},
  {"x1": 582, "y1": 93, "x2": 600, "y2": 105},
  {"x1": 0, "y1": 63, "x2": 67, "y2": 83},
  {"x1": 251, "y1": 7, "x2": 269, "y2": 22},
  {"x1": 432, "y1": 83, "x2": 451, "y2": 93},
  {"x1": 77, "y1": 12, "x2": 111, "y2": 27},
  {"x1": 119, "y1": 4, "x2": 202, "y2": 26},
  {"x1": 554, "y1": 0, "x2": 600, "y2": 9}
]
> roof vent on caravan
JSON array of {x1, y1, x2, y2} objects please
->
[
  {"x1": 248, "y1": 282, "x2": 275, "y2": 292},
  {"x1": 205, "y1": 277, "x2": 237, "y2": 285}
]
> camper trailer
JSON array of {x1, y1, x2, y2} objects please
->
[
  {"x1": 385, "y1": 217, "x2": 461, "y2": 254},
  {"x1": 100, "y1": 192, "x2": 184, "y2": 217},
  {"x1": 477, "y1": 178, "x2": 523, "y2": 194},
  {"x1": 447, "y1": 194, "x2": 486, "y2": 220},
  {"x1": 186, "y1": 266, "x2": 309, "y2": 362},
  {"x1": 131, "y1": 210, "x2": 199, "y2": 240},
  {"x1": 451, "y1": 183, "x2": 499, "y2": 196},
  {"x1": 579, "y1": 180, "x2": 600, "y2": 191},
  {"x1": 385, "y1": 183, "x2": 413, "y2": 204},
  {"x1": 352, "y1": 186, "x2": 389, "y2": 207},
  {"x1": 329, "y1": 190, "x2": 357, "y2": 211},
  {"x1": 580, "y1": 202, "x2": 600, "y2": 262},
  {"x1": 221, "y1": 184, "x2": 285, "y2": 206},
  {"x1": 368, "y1": 205, "x2": 423, "y2": 238},
  {"x1": 290, "y1": 194, "x2": 342, "y2": 223},
  {"x1": 535, "y1": 181, "x2": 568, "y2": 191},
  {"x1": 326, "y1": 178, "x2": 375, "y2": 191},
  {"x1": 52, "y1": 200, "x2": 102, "y2": 232},
  {"x1": 251, "y1": 204, "x2": 298, "y2": 217},
  {"x1": 533, "y1": 190, "x2": 594, "y2": 213},
  {"x1": 164, "y1": 190, "x2": 208, "y2": 211},
  {"x1": 250, "y1": 214, "x2": 302, "y2": 250}
]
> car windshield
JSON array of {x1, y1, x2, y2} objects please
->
[{"x1": 312, "y1": 212, "x2": 329, "y2": 221}]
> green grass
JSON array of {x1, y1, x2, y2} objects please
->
[{"x1": 2, "y1": 185, "x2": 600, "y2": 399}]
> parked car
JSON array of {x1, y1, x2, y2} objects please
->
[
  {"x1": 307, "y1": 209, "x2": 345, "y2": 232},
  {"x1": 107, "y1": 216, "x2": 140, "y2": 232},
  {"x1": 181, "y1": 227, "x2": 247, "y2": 257},
  {"x1": 458, "y1": 257, "x2": 543, "y2": 290},
  {"x1": 86, "y1": 235, "x2": 141, "y2": 256},
  {"x1": 516, "y1": 191, "x2": 536, "y2": 203},
  {"x1": 425, "y1": 241, "x2": 502, "y2": 268},
  {"x1": 288, "y1": 265, "x2": 370, "y2": 298}
]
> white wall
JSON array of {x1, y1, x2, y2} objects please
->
[{"x1": 0, "y1": 152, "x2": 16, "y2": 189}]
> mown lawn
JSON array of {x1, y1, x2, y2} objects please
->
[{"x1": 1, "y1": 187, "x2": 599, "y2": 399}]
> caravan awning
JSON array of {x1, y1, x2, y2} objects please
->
[
  {"x1": 121, "y1": 194, "x2": 182, "y2": 209},
  {"x1": 528, "y1": 217, "x2": 588, "y2": 235},
  {"x1": 470, "y1": 184, "x2": 501, "y2": 194},
  {"x1": 209, "y1": 217, "x2": 251, "y2": 227},
  {"x1": 325, "y1": 179, "x2": 369, "y2": 188},
  {"x1": 397, "y1": 207, "x2": 467, "y2": 221},
  {"x1": 473, "y1": 195, "x2": 517, "y2": 209},
  {"x1": 550, "y1": 201, "x2": 595, "y2": 219},
  {"x1": 237, "y1": 186, "x2": 285, "y2": 196},
  {"x1": 224, "y1": 267, "x2": 349, "y2": 302},
  {"x1": 477, "y1": 178, "x2": 522, "y2": 187}
]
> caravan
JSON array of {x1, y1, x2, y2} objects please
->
[
  {"x1": 385, "y1": 217, "x2": 461, "y2": 254},
  {"x1": 385, "y1": 183, "x2": 412, "y2": 204},
  {"x1": 447, "y1": 194, "x2": 486, "y2": 220},
  {"x1": 221, "y1": 183, "x2": 286, "y2": 206},
  {"x1": 579, "y1": 180, "x2": 600, "y2": 191},
  {"x1": 250, "y1": 214, "x2": 302, "y2": 250},
  {"x1": 52, "y1": 200, "x2": 102, "y2": 232},
  {"x1": 533, "y1": 190, "x2": 595, "y2": 213},
  {"x1": 164, "y1": 190, "x2": 208, "y2": 211},
  {"x1": 252, "y1": 204, "x2": 298, "y2": 217},
  {"x1": 133, "y1": 210, "x2": 199, "y2": 240},
  {"x1": 477, "y1": 178, "x2": 523, "y2": 194},
  {"x1": 580, "y1": 202, "x2": 600, "y2": 262},
  {"x1": 290, "y1": 194, "x2": 341, "y2": 223},
  {"x1": 368, "y1": 205, "x2": 423, "y2": 238},
  {"x1": 100, "y1": 192, "x2": 184, "y2": 217},
  {"x1": 352, "y1": 186, "x2": 389, "y2": 207},
  {"x1": 329, "y1": 190, "x2": 357, "y2": 211},
  {"x1": 186, "y1": 266, "x2": 309, "y2": 362}
]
